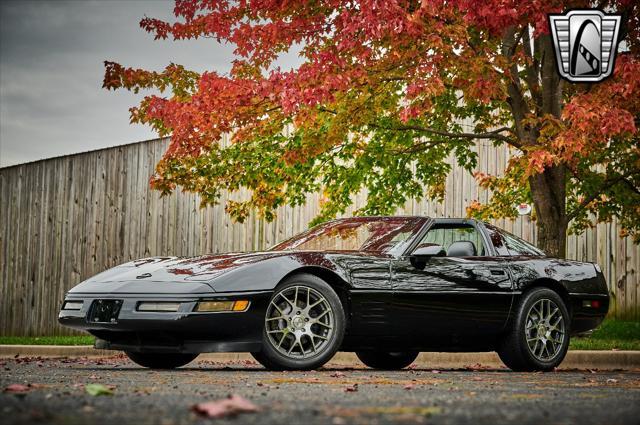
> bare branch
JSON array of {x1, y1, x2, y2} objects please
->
[
  {"x1": 501, "y1": 26, "x2": 532, "y2": 145},
  {"x1": 622, "y1": 177, "x2": 640, "y2": 196},
  {"x1": 522, "y1": 27, "x2": 542, "y2": 111},
  {"x1": 370, "y1": 123, "x2": 515, "y2": 144},
  {"x1": 318, "y1": 106, "x2": 517, "y2": 145},
  {"x1": 389, "y1": 138, "x2": 467, "y2": 155},
  {"x1": 567, "y1": 173, "x2": 640, "y2": 221}
]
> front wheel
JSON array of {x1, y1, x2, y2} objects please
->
[
  {"x1": 252, "y1": 274, "x2": 346, "y2": 371},
  {"x1": 356, "y1": 351, "x2": 419, "y2": 370},
  {"x1": 498, "y1": 287, "x2": 570, "y2": 372},
  {"x1": 125, "y1": 352, "x2": 198, "y2": 369}
]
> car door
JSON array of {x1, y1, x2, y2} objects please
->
[
  {"x1": 329, "y1": 252, "x2": 397, "y2": 349},
  {"x1": 347, "y1": 254, "x2": 395, "y2": 337},
  {"x1": 390, "y1": 220, "x2": 514, "y2": 348}
]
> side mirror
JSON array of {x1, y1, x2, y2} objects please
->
[
  {"x1": 409, "y1": 245, "x2": 446, "y2": 269},
  {"x1": 411, "y1": 245, "x2": 446, "y2": 258}
]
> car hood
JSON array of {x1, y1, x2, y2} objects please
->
[
  {"x1": 67, "y1": 251, "x2": 293, "y2": 294},
  {"x1": 86, "y1": 252, "x2": 289, "y2": 284}
]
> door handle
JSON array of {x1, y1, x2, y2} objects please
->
[{"x1": 489, "y1": 268, "x2": 506, "y2": 276}]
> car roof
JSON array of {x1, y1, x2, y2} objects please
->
[{"x1": 330, "y1": 216, "x2": 480, "y2": 223}]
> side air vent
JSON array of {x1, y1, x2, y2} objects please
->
[{"x1": 354, "y1": 300, "x2": 388, "y2": 326}]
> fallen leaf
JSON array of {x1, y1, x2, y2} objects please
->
[
  {"x1": 344, "y1": 384, "x2": 358, "y2": 392},
  {"x1": 330, "y1": 372, "x2": 346, "y2": 378},
  {"x1": 192, "y1": 395, "x2": 259, "y2": 418},
  {"x1": 606, "y1": 379, "x2": 618, "y2": 383},
  {"x1": 464, "y1": 363, "x2": 491, "y2": 371},
  {"x1": 431, "y1": 370, "x2": 441, "y2": 374},
  {"x1": 4, "y1": 384, "x2": 30, "y2": 393},
  {"x1": 403, "y1": 384, "x2": 415, "y2": 390},
  {"x1": 85, "y1": 384, "x2": 113, "y2": 396}
]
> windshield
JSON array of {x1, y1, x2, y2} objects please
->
[{"x1": 271, "y1": 217, "x2": 425, "y2": 253}]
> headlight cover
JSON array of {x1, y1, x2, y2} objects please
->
[
  {"x1": 62, "y1": 300, "x2": 83, "y2": 310},
  {"x1": 136, "y1": 302, "x2": 181, "y2": 312}
]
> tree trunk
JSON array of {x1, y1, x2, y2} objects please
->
[
  {"x1": 528, "y1": 164, "x2": 567, "y2": 258},
  {"x1": 506, "y1": 32, "x2": 567, "y2": 258}
]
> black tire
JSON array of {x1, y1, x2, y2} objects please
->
[
  {"x1": 356, "y1": 351, "x2": 419, "y2": 370},
  {"x1": 253, "y1": 274, "x2": 346, "y2": 371},
  {"x1": 125, "y1": 352, "x2": 198, "y2": 369},
  {"x1": 250, "y1": 350, "x2": 283, "y2": 370},
  {"x1": 498, "y1": 287, "x2": 570, "y2": 372}
]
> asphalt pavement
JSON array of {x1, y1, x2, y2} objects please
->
[{"x1": 1, "y1": 355, "x2": 639, "y2": 425}]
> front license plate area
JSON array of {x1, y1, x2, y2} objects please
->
[{"x1": 88, "y1": 300, "x2": 123, "y2": 323}]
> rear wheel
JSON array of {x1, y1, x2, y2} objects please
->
[
  {"x1": 498, "y1": 287, "x2": 570, "y2": 371},
  {"x1": 252, "y1": 274, "x2": 345, "y2": 371},
  {"x1": 125, "y1": 352, "x2": 198, "y2": 369},
  {"x1": 356, "y1": 351, "x2": 419, "y2": 370}
]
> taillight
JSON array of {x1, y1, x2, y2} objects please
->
[{"x1": 582, "y1": 300, "x2": 602, "y2": 308}]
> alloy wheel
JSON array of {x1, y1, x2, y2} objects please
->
[
  {"x1": 525, "y1": 298, "x2": 565, "y2": 361},
  {"x1": 265, "y1": 285, "x2": 335, "y2": 359}
]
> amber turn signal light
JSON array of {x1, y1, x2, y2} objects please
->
[
  {"x1": 195, "y1": 300, "x2": 250, "y2": 312},
  {"x1": 232, "y1": 300, "x2": 250, "y2": 311}
]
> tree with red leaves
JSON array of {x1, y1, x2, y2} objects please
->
[{"x1": 103, "y1": 0, "x2": 640, "y2": 257}]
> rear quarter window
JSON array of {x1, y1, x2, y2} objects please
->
[{"x1": 484, "y1": 224, "x2": 545, "y2": 257}]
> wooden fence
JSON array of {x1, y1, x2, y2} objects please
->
[{"x1": 1, "y1": 137, "x2": 638, "y2": 336}]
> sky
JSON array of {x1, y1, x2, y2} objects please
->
[{"x1": 0, "y1": 0, "x2": 300, "y2": 168}]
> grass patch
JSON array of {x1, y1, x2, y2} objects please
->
[
  {"x1": 0, "y1": 320, "x2": 637, "y2": 350},
  {"x1": 0, "y1": 335, "x2": 95, "y2": 346},
  {"x1": 570, "y1": 319, "x2": 640, "y2": 351}
]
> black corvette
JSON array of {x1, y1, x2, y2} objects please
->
[{"x1": 59, "y1": 216, "x2": 609, "y2": 371}]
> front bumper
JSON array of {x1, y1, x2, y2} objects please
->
[
  {"x1": 58, "y1": 291, "x2": 271, "y2": 353},
  {"x1": 569, "y1": 293, "x2": 609, "y2": 334}
]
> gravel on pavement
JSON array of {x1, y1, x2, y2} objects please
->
[{"x1": 1, "y1": 354, "x2": 639, "y2": 425}]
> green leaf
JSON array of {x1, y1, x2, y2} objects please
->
[{"x1": 85, "y1": 384, "x2": 113, "y2": 396}]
